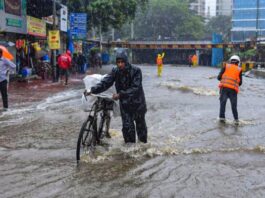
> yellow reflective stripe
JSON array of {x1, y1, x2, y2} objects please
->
[
  {"x1": 221, "y1": 79, "x2": 239, "y2": 87},
  {"x1": 222, "y1": 77, "x2": 238, "y2": 83},
  {"x1": 221, "y1": 81, "x2": 239, "y2": 88}
]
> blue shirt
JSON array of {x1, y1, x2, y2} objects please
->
[{"x1": 0, "y1": 57, "x2": 16, "y2": 82}]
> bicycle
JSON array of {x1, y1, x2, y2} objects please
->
[
  {"x1": 76, "y1": 93, "x2": 114, "y2": 162},
  {"x1": 35, "y1": 60, "x2": 52, "y2": 80}
]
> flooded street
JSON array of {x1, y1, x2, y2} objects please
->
[{"x1": 1, "y1": 65, "x2": 265, "y2": 198}]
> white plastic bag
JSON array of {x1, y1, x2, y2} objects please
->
[{"x1": 81, "y1": 74, "x2": 120, "y2": 117}]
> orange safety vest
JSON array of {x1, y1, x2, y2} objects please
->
[
  {"x1": 219, "y1": 64, "x2": 242, "y2": 93},
  {"x1": 156, "y1": 57, "x2": 163, "y2": 66}
]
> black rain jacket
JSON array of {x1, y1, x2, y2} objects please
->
[{"x1": 91, "y1": 64, "x2": 147, "y2": 114}]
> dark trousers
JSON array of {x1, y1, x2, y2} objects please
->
[
  {"x1": 0, "y1": 80, "x2": 8, "y2": 108},
  {"x1": 120, "y1": 109, "x2": 148, "y2": 143},
  {"x1": 219, "y1": 88, "x2": 238, "y2": 120},
  {"x1": 60, "y1": 69, "x2": 69, "y2": 84}
]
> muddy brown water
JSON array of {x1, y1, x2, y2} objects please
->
[{"x1": 1, "y1": 65, "x2": 265, "y2": 198}]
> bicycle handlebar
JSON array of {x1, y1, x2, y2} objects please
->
[{"x1": 83, "y1": 91, "x2": 115, "y2": 101}]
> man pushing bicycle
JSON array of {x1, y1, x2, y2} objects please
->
[{"x1": 85, "y1": 52, "x2": 148, "y2": 144}]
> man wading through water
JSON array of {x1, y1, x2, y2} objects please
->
[
  {"x1": 85, "y1": 52, "x2": 148, "y2": 143},
  {"x1": 218, "y1": 55, "x2": 242, "y2": 125}
]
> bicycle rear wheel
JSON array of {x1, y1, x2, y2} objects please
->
[{"x1": 76, "y1": 116, "x2": 96, "y2": 162}]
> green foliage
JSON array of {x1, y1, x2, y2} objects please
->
[
  {"x1": 205, "y1": 15, "x2": 232, "y2": 42},
  {"x1": 64, "y1": 0, "x2": 148, "y2": 32},
  {"x1": 122, "y1": 0, "x2": 205, "y2": 40},
  {"x1": 238, "y1": 49, "x2": 257, "y2": 61},
  {"x1": 225, "y1": 48, "x2": 257, "y2": 62}
]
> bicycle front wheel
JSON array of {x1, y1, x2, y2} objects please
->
[
  {"x1": 98, "y1": 113, "x2": 111, "y2": 141},
  {"x1": 76, "y1": 116, "x2": 96, "y2": 162}
]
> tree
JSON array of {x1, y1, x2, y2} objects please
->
[
  {"x1": 205, "y1": 15, "x2": 232, "y2": 42},
  {"x1": 64, "y1": 0, "x2": 148, "y2": 32},
  {"x1": 118, "y1": 0, "x2": 205, "y2": 40}
]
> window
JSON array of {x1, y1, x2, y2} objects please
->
[
  {"x1": 233, "y1": 21, "x2": 256, "y2": 28},
  {"x1": 234, "y1": 0, "x2": 257, "y2": 9},
  {"x1": 233, "y1": 10, "x2": 257, "y2": 20}
]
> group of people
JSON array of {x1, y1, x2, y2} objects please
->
[
  {"x1": 1, "y1": 47, "x2": 243, "y2": 144},
  {"x1": 156, "y1": 53, "x2": 199, "y2": 78},
  {"x1": 72, "y1": 53, "x2": 87, "y2": 74},
  {"x1": 85, "y1": 52, "x2": 243, "y2": 144},
  {"x1": 56, "y1": 50, "x2": 103, "y2": 85}
]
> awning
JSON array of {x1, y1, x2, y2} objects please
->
[{"x1": 27, "y1": 0, "x2": 62, "y2": 18}]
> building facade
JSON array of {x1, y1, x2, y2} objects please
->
[
  {"x1": 216, "y1": 0, "x2": 232, "y2": 16},
  {"x1": 190, "y1": 0, "x2": 217, "y2": 21},
  {"x1": 205, "y1": 0, "x2": 217, "y2": 18},
  {"x1": 232, "y1": 0, "x2": 265, "y2": 42},
  {"x1": 190, "y1": 0, "x2": 206, "y2": 18},
  {"x1": 0, "y1": 0, "x2": 27, "y2": 34}
]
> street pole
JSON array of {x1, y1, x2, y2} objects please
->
[
  {"x1": 131, "y1": 21, "x2": 134, "y2": 40},
  {"x1": 256, "y1": 0, "x2": 260, "y2": 42},
  {"x1": 52, "y1": 0, "x2": 57, "y2": 82},
  {"x1": 256, "y1": 0, "x2": 260, "y2": 62}
]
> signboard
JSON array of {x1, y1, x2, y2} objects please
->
[
  {"x1": 6, "y1": 18, "x2": 22, "y2": 27},
  {"x1": 27, "y1": 16, "x2": 46, "y2": 37},
  {"x1": 0, "y1": 0, "x2": 3, "y2": 10},
  {"x1": 60, "y1": 4, "x2": 68, "y2": 32},
  {"x1": 69, "y1": 13, "x2": 87, "y2": 40},
  {"x1": 48, "y1": 30, "x2": 60, "y2": 49},
  {"x1": 0, "y1": 0, "x2": 26, "y2": 34},
  {"x1": 5, "y1": 0, "x2": 21, "y2": 16}
]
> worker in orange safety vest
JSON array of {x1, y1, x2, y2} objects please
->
[
  {"x1": 156, "y1": 52, "x2": 165, "y2": 77},
  {"x1": 217, "y1": 55, "x2": 242, "y2": 125}
]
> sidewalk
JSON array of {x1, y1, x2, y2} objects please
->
[{"x1": 7, "y1": 73, "x2": 86, "y2": 108}]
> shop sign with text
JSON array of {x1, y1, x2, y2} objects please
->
[
  {"x1": 0, "y1": 0, "x2": 27, "y2": 34},
  {"x1": 27, "y1": 16, "x2": 46, "y2": 37},
  {"x1": 48, "y1": 30, "x2": 60, "y2": 49}
]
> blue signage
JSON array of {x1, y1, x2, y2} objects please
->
[{"x1": 69, "y1": 13, "x2": 87, "y2": 40}]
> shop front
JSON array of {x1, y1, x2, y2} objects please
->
[{"x1": 0, "y1": 0, "x2": 27, "y2": 72}]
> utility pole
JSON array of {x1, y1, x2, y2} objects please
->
[
  {"x1": 52, "y1": 0, "x2": 57, "y2": 82},
  {"x1": 255, "y1": 0, "x2": 260, "y2": 62},
  {"x1": 131, "y1": 22, "x2": 134, "y2": 40},
  {"x1": 256, "y1": 0, "x2": 260, "y2": 43}
]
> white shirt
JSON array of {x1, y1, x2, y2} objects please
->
[{"x1": 0, "y1": 57, "x2": 16, "y2": 82}]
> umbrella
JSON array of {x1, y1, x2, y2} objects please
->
[{"x1": 0, "y1": 45, "x2": 14, "y2": 60}]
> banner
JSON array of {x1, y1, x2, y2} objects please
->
[
  {"x1": 60, "y1": 4, "x2": 68, "y2": 32},
  {"x1": 48, "y1": 30, "x2": 60, "y2": 49},
  {"x1": 4, "y1": 0, "x2": 22, "y2": 16},
  {"x1": 27, "y1": 16, "x2": 46, "y2": 37},
  {"x1": 22, "y1": 0, "x2": 26, "y2": 15},
  {"x1": 0, "y1": 0, "x2": 3, "y2": 10}
]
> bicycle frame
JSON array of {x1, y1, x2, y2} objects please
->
[
  {"x1": 86, "y1": 96, "x2": 113, "y2": 143},
  {"x1": 77, "y1": 94, "x2": 114, "y2": 162}
]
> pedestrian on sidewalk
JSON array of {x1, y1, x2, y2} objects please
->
[
  {"x1": 192, "y1": 54, "x2": 198, "y2": 67},
  {"x1": 156, "y1": 52, "x2": 165, "y2": 77},
  {"x1": 0, "y1": 48, "x2": 16, "y2": 111},
  {"x1": 85, "y1": 51, "x2": 148, "y2": 144},
  {"x1": 58, "y1": 50, "x2": 72, "y2": 85},
  {"x1": 217, "y1": 55, "x2": 242, "y2": 125},
  {"x1": 188, "y1": 54, "x2": 193, "y2": 67}
]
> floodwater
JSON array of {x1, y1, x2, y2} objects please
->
[{"x1": 1, "y1": 65, "x2": 265, "y2": 198}]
